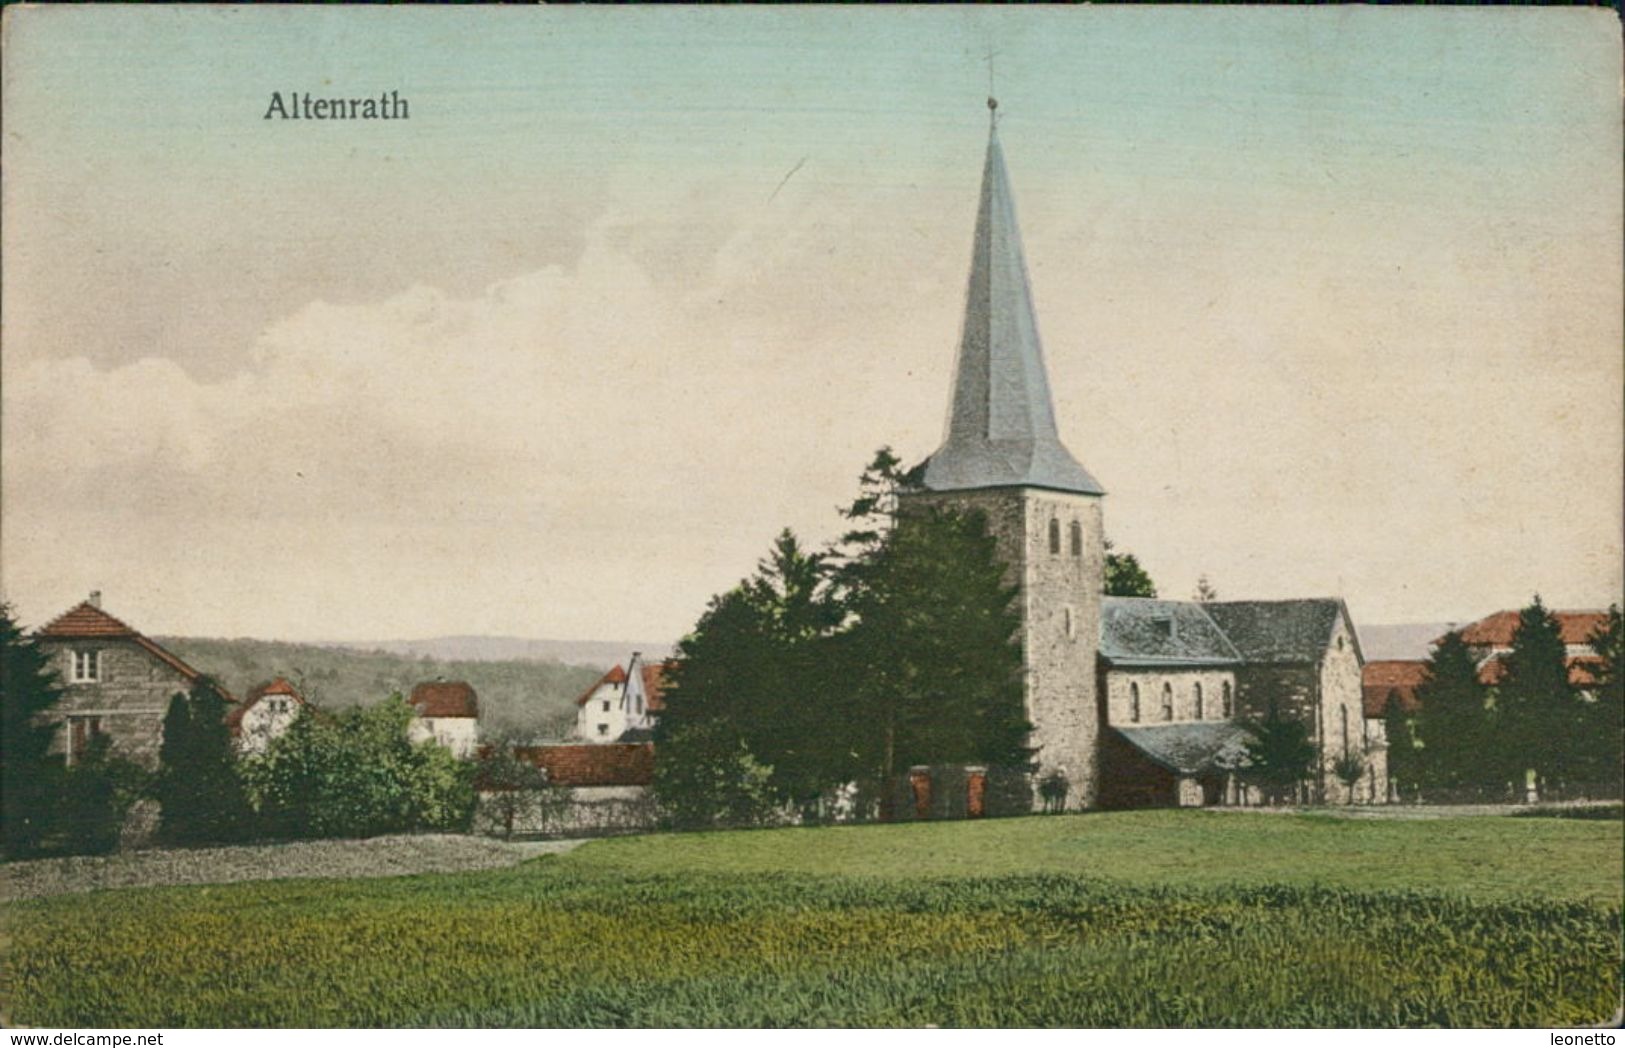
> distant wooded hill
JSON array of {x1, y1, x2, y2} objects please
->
[
  {"x1": 338, "y1": 636, "x2": 673, "y2": 667},
  {"x1": 158, "y1": 636, "x2": 619, "y2": 742}
]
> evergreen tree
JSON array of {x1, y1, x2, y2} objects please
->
[
  {"x1": 841, "y1": 505, "x2": 1030, "y2": 802},
  {"x1": 1240, "y1": 700, "x2": 1317, "y2": 805},
  {"x1": 1382, "y1": 694, "x2": 1420, "y2": 800},
  {"x1": 1, "y1": 604, "x2": 66, "y2": 857},
  {"x1": 1411, "y1": 630, "x2": 1494, "y2": 793},
  {"x1": 157, "y1": 677, "x2": 252, "y2": 844},
  {"x1": 1104, "y1": 539, "x2": 1157, "y2": 598},
  {"x1": 1495, "y1": 596, "x2": 1578, "y2": 794},
  {"x1": 1577, "y1": 605, "x2": 1622, "y2": 793},
  {"x1": 655, "y1": 531, "x2": 844, "y2": 817}
]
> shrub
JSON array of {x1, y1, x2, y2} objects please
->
[{"x1": 242, "y1": 695, "x2": 475, "y2": 840}]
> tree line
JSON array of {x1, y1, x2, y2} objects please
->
[{"x1": 1384, "y1": 599, "x2": 1623, "y2": 802}]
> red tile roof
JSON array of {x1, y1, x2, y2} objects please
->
[
  {"x1": 1454, "y1": 610, "x2": 1609, "y2": 648},
  {"x1": 1362, "y1": 660, "x2": 1427, "y2": 718},
  {"x1": 36, "y1": 600, "x2": 216, "y2": 693},
  {"x1": 409, "y1": 680, "x2": 478, "y2": 719},
  {"x1": 516, "y1": 743, "x2": 655, "y2": 787},
  {"x1": 574, "y1": 664, "x2": 628, "y2": 707},
  {"x1": 226, "y1": 677, "x2": 307, "y2": 733}
]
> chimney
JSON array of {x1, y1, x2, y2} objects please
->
[{"x1": 88, "y1": 590, "x2": 102, "y2": 609}]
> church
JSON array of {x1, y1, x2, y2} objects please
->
[{"x1": 901, "y1": 102, "x2": 1385, "y2": 811}]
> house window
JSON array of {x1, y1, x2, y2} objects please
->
[
  {"x1": 601, "y1": 700, "x2": 610, "y2": 713},
  {"x1": 1069, "y1": 521, "x2": 1083, "y2": 557},
  {"x1": 70, "y1": 649, "x2": 101, "y2": 683},
  {"x1": 1160, "y1": 684, "x2": 1173, "y2": 722},
  {"x1": 1129, "y1": 683, "x2": 1141, "y2": 723},
  {"x1": 597, "y1": 724, "x2": 608, "y2": 736},
  {"x1": 1222, "y1": 681, "x2": 1233, "y2": 718},
  {"x1": 1194, "y1": 682, "x2": 1204, "y2": 720},
  {"x1": 1048, "y1": 518, "x2": 1061, "y2": 555},
  {"x1": 636, "y1": 695, "x2": 644, "y2": 714}
]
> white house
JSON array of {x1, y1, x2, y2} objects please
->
[
  {"x1": 573, "y1": 653, "x2": 669, "y2": 744},
  {"x1": 407, "y1": 680, "x2": 480, "y2": 759},
  {"x1": 227, "y1": 676, "x2": 308, "y2": 756}
]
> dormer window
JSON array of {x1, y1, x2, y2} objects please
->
[
  {"x1": 1150, "y1": 617, "x2": 1174, "y2": 640},
  {"x1": 70, "y1": 649, "x2": 101, "y2": 683}
]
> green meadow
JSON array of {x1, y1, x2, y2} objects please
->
[{"x1": 4, "y1": 811, "x2": 1620, "y2": 1028}]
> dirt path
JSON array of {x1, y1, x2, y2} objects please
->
[{"x1": 0, "y1": 834, "x2": 583, "y2": 903}]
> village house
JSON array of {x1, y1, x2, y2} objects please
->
[
  {"x1": 407, "y1": 680, "x2": 480, "y2": 759},
  {"x1": 33, "y1": 592, "x2": 227, "y2": 767},
  {"x1": 1362, "y1": 608, "x2": 1610, "y2": 720},
  {"x1": 226, "y1": 676, "x2": 309, "y2": 756},
  {"x1": 573, "y1": 652, "x2": 669, "y2": 744}
]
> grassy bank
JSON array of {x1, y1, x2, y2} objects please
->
[{"x1": 3, "y1": 812, "x2": 1620, "y2": 1027}]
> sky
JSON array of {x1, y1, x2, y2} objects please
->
[{"x1": 2, "y1": 7, "x2": 1620, "y2": 643}]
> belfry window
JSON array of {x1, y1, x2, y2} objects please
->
[
  {"x1": 1129, "y1": 683, "x2": 1141, "y2": 723},
  {"x1": 1160, "y1": 684, "x2": 1173, "y2": 722},
  {"x1": 1069, "y1": 521, "x2": 1082, "y2": 557},
  {"x1": 1048, "y1": 518, "x2": 1061, "y2": 555}
]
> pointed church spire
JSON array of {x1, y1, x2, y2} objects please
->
[{"x1": 921, "y1": 108, "x2": 1104, "y2": 496}]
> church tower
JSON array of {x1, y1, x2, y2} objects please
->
[{"x1": 904, "y1": 102, "x2": 1106, "y2": 810}]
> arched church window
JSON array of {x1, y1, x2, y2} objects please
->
[
  {"x1": 1064, "y1": 606, "x2": 1075, "y2": 640},
  {"x1": 1160, "y1": 683, "x2": 1173, "y2": 722},
  {"x1": 1129, "y1": 683, "x2": 1140, "y2": 723},
  {"x1": 1194, "y1": 682, "x2": 1204, "y2": 720},
  {"x1": 1222, "y1": 681, "x2": 1233, "y2": 718},
  {"x1": 1048, "y1": 518, "x2": 1061, "y2": 555},
  {"x1": 1340, "y1": 706, "x2": 1350, "y2": 759},
  {"x1": 1069, "y1": 521, "x2": 1082, "y2": 557}
]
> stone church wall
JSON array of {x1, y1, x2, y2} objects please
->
[{"x1": 1102, "y1": 668, "x2": 1238, "y2": 725}]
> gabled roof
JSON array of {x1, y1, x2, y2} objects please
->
[
  {"x1": 1475, "y1": 652, "x2": 1604, "y2": 688},
  {"x1": 409, "y1": 680, "x2": 478, "y2": 719},
  {"x1": 226, "y1": 676, "x2": 308, "y2": 733},
  {"x1": 1100, "y1": 598, "x2": 1240, "y2": 666},
  {"x1": 1200, "y1": 599, "x2": 1353, "y2": 666},
  {"x1": 36, "y1": 599, "x2": 213, "y2": 690},
  {"x1": 1454, "y1": 609, "x2": 1609, "y2": 649},
  {"x1": 920, "y1": 113, "x2": 1103, "y2": 497},
  {"x1": 1362, "y1": 660, "x2": 1426, "y2": 718},
  {"x1": 573, "y1": 660, "x2": 673, "y2": 711},
  {"x1": 1112, "y1": 723, "x2": 1253, "y2": 776},
  {"x1": 574, "y1": 664, "x2": 627, "y2": 707}
]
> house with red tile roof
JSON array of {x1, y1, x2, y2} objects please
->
[
  {"x1": 1360, "y1": 608, "x2": 1611, "y2": 718},
  {"x1": 573, "y1": 652, "x2": 670, "y2": 744},
  {"x1": 33, "y1": 592, "x2": 228, "y2": 767},
  {"x1": 227, "y1": 676, "x2": 309, "y2": 756},
  {"x1": 407, "y1": 680, "x2": 480, "y2": 758}
]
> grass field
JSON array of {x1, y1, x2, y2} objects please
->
[{"x1": 3, "y1": 811, "x2": 1620, "y2": 1028}]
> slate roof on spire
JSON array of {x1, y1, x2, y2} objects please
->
[{"x1": 922, "y1": 116, "x2": 1103, "y2": 496}]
